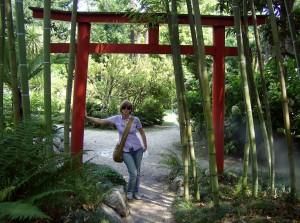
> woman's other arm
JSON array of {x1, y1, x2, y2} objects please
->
[{"x1": 138, "y1": 128, "x2": 147, "y2": 151}]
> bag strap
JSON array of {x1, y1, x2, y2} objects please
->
[{"x1": 119, "y1": 117, "x2": 134, "y2": 149}]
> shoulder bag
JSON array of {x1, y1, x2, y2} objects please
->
[{"x1": 113, "y1": 117, "x2": 134, "y2": 163}]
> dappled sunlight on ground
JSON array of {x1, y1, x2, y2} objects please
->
[{"x1": 163, "y1": 111, "x2": 179, "y2": 126}]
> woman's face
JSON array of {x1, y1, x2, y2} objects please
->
[{"x1": 121, "y1": 105, "x2": 132, "y2": 116}]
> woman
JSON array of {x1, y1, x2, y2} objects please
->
[{"x1": 85, "y1": 100, "x2": 147, "y2": 200}]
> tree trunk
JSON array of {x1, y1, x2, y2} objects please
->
[
  {"x1": 64, "y1": 0, "x2": 78, "y2": 153},
  {"x1": 43, "y1": 0, "x2": 52, "y2": 135},
  {"x1": 241, "y1": 1, "x2": 272, "y2": 192},
  {"x1": 5, "y1": 0, "x2": 21, "y2": 126},
  {"x1": 189, "y1": 0, "x2": 220, "y2": 205},
  {"x1": 0, "y1": 0, "x2": 5, "y2": 133},
  {"x1": 266, "y1": 0, "x2": 297, "y2": 199},
  {"x1": 15, "y1": 0, "x2": 31, "y2": 121},
  {"x1": 232, "y1": 0, "x2": 258, "y2": 197},
  {"x1": 249, "y1": 0, "x2": 275, "y2": 194}
]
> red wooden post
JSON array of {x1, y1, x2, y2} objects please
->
[
  {"x1": 71, "y1": 22, "x2": 91, "y2": 159},
  {"x1": 148, "y1": 24, "x2": 159, "y2": 45},
  {"x1": 213, "y1": 26, "x2": 225, "y2": 173}
]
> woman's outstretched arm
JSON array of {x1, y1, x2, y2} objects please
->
[{"x1": 85, "y1": 112, "x2": 112, "y2": 125}]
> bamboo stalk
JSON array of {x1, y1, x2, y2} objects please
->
[
  {"x1": 232, "y1": 0, "x2": 258, "y2": 197},
  {"x1": 0, "y1": 0, "x2": 5, "y2": 132},
  {"x1": 5, "y1": 0, "x2": 21, "y2": 126},
  {"x1": 43, "y1": 0, "x2": 52, "y2": 136},
  {"x1": 265, "y1": 0, "x2": 296, "y2": 199},
  {"x1": 190, "y1": 0, "x2": 220, "y2": 205},
  {"x1": 64, "y1": 0, "x2": 78, "y2": 153},
  {"x1": 15, "y1": 0, "x2": 31, "y2": 121}
]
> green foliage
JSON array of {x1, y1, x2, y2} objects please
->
[
  {"x1": 86, "y1": 55, "x2": 175, "y2": 126},
  {"x1": 184, "y1": 56, "x2": 300, "y2": 156},
  {"x1": 294, "y1": 0, "x2": 300, "y2": 12},
  {"x1": 135, "y1": 97, "x2": 165, "y2": 126},
  {"x1": 172, "y1": 198, "x2": 233, "y2": 223},
  {"x1": 159, "y1": 149, "x2": 183, "y2": 181},
  {"x1": 65, "y1": 209, "x2": 113, "y2": 223},
  {"x1": 0, "y1": 120, "x2": 70, "y2": 221},
  {"x1": 0, "y1": 121, "x2": 126, "y2": 222},
  {"x1": 171, "y1": 169, "x2": 300, "y2": 223},
  {"x1": 84, "y1": 163, "x2": 126, "y2": 187},
  {"x1": 0, "y1": 202, "x2": 50, "y2": 221},
  {"x1": 263, "y1": 58, "x2": 300, "y2": 134}
]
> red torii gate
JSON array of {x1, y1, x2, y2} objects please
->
[{"x1": 31, "y1": 7, "x2": 266, "y2": 173}]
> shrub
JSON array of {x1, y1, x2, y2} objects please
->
[
  {"x1": 135, "y1": 98, "x2": 165, "y2": 126},
  {"x1": 0, "y1": 120, "x2": 125, "y2": 222}
]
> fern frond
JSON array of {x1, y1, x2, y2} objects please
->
[
  {"x1": 26, "y1": 189, "x2": 73, "y2": 204},
  {"x1": 0, "y1": 201, "x2": 50, "y2": 221},
  {"x1": 0, "y1": 186, "x2": 15, "y2": 202}
]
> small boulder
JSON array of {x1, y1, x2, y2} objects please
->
[{"x1": 104, "y1": 185, "x2": 130, "y2": 217}]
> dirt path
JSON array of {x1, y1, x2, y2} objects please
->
[{"x1": 83, "y1": 115, "x2": 180, "y2": 223}]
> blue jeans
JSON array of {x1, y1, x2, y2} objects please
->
[{"x1": 123, "y1": 148, "x2": 144, "y2": 193}]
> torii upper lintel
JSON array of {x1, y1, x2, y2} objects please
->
[{"x1": 30, "y1": 7, "x2": 266, "y2": 173}]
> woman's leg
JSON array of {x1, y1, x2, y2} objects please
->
[
  {"x1": 132, "y1": 148, "x2": 144, "y2": 193},
  {"x1": 123, "y1": 152, "x2": 137, "y2": 194}
]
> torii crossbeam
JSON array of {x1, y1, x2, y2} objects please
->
[{"x1": 31, "y1": 7, "x2": 266, "y2": 173}]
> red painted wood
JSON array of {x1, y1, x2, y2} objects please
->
[
  {"x1": 213, "y1": 26, "x2": 226, "y2": 173},
  {"x1": 89, "y1": 43, "x2": 217, "y2": 55},
  {"x1": 71, "y1": 22, "x2": 91, "y2": 159},
  {"x1": 50, "y1": 42, "x2": 237, "y2": 56},
  {"x1": 148, "y1": 26, "x2": 159, "y2": 45},
  {"x1": 30, "y1": 7, "x2": 266, "y2": 26}
]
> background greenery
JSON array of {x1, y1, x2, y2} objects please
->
[{"x1": 3, "y1": 0, "x2": 299, "y2": 154}]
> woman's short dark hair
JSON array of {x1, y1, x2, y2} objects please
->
[{"x1": 119, "y1": 100, "x2": 133, "y2": 113}]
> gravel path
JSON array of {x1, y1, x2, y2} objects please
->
[{"x1": 83, "y1": 114, "x2": 180, "y2": 223}]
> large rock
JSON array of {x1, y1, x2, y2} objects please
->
[
  {"x1": 100, "y1": 204, "x2": 123, "y2": 223},
  {"x1": 169, "y1": 176, "x2": 184, "y2": 196},
  {"x1": 104, "y1": 185, "x2": 130, "y2": 217}
]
